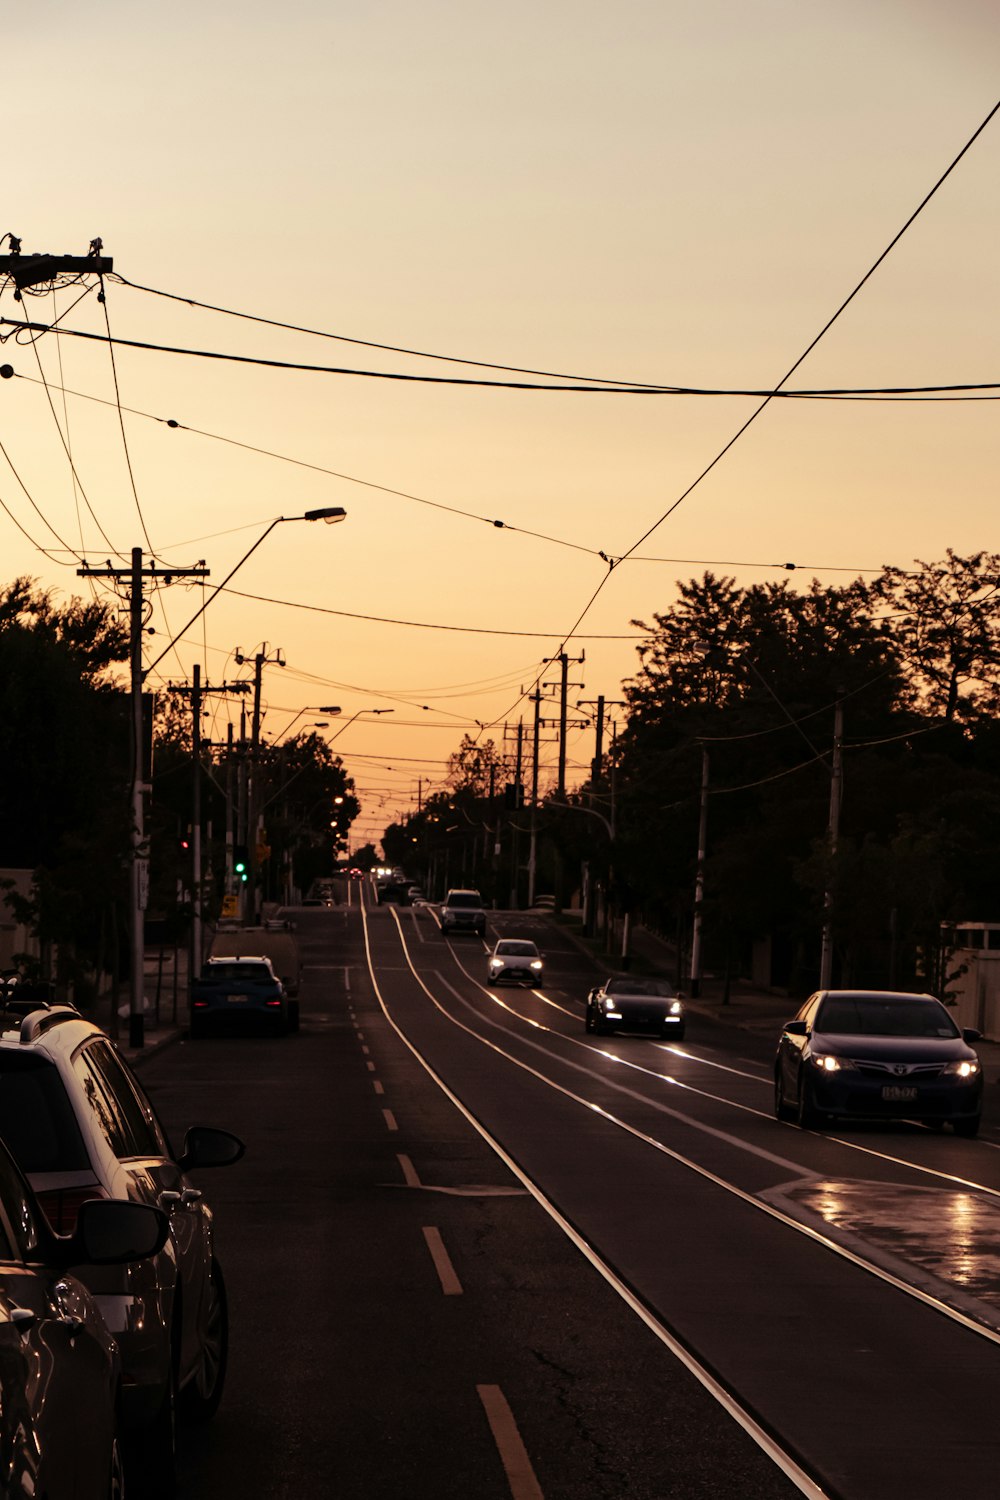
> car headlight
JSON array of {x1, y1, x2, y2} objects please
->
[
  {"x1": 490, "y1": 959, "x2": 502, "y2": 969},
  {"x1": 810, "y1": 1054, "x2": 843, "y2": 1072},
  {"x1": 668, "y1": 1000, "x2": 682, "y2": 1015},
  {"x1": 530, "y1": 960, "x2": 543, "y2": 970},
  {"x1": 943, "y1": 1059, "x2": 980, "y2": 1078}
]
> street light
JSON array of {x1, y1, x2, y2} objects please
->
[
  {"x1": 269, "y1": 705, "x2": 342, "y2": 741},
  {"x1": 324, "y1": 707, "x2": 394, "y2": 743},
  {"x1": 144, "y1": 508, "x2": 347, "y2": 678}
]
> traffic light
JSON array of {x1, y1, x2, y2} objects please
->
[{"x1": 234, "y1": 844, "x2": 249, "y2": 883}]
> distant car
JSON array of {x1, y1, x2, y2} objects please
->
[
  {"x1": 0, "y1": 1145, "x2": 167, "y2": 1500},
  {"x1": 440, "y1": 889, "x2": 487, "y2": 937},
  {"x1": 585, "y1": 976, "x2": 686, "y2": 1039},
  {"x1": 348, "y1": 868, "x2": 365, "y2": 880},
  {"x1": 191, "y1": 955, "x2": 296, "y2": 1036},
  {"x1": 0, "y1": 1001, "x2": 244, "y2": 1495},
  {"x1": 774, "y1": 989, "x2": 983, "y2": 1135},
  {"x1": 488, "y1": 939, "x2": 544, "y2": 986}
]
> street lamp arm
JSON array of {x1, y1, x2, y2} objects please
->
[
  {"x1": 557, "y1": 801, "x2": 614, "y2": 840},
  {"x1": 143, "y1": 508, "x2": 346, "y2": 680}
]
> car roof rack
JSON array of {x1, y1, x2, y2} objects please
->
[{"x1": 16, "y1": 1003, "x2": 83, "y2": 1044}]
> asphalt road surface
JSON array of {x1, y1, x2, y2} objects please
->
[{"x1": 136, "y1": 885, "x2": 1000, "y2": 1499}]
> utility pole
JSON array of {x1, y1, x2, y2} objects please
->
[
  {"x1": 819, "y1": 698, "x2": 844, "y2": 989},
  {"x1": 689, "y1": 747, "x2": 710, "y2": 998},
  {"x1": 237, "y1": 644, "x2": 285, "y2": 916},
  {"x1": 78, "y1": 550, "x2": 209, "y2": 1047},
  {"x1": 170, "y1": 674, "x2": 250, "y2": 968}
]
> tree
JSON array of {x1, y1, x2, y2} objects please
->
[{"x1": 867, "y1": 550, "x2": 1000, "y2": 722}]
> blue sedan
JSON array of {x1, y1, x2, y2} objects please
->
[{"x1": 774, "y1": 989, "x2": 983, "y2": 1135}]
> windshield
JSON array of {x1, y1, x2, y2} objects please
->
[
  {"x1": 446, "y1": 893, "x2": 482, "y2": 908},
  {"x1": 816, "y1": 996, "x2": 960, "y2": 1038},
  {"x1": 496, "y1": 942, "x2": 538, "y2": 957},
  {"x1": 203, "y1": 962, "x2": 274, "y2": 984},
  {"x1": 605, "y1": 978, "x2": 675, "y2": 997}
]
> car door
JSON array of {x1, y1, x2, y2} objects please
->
[
  {"x1": 0, "y1": 1149, "x2": 116, "y2": 1499},
  {"x1": 82, "y1": 1041, "x2": 211, "y2": 1386},
  {"x1": 779, "y1": 994, "x2": 820, "y2": 1099}
]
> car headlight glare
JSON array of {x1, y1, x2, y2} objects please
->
[
  {"x1": 669, "y1": 1001, "x2": 681, "y2": 1014},
  {"x1": 812, "y1": 1054, "x2": 842, "y2": 1072},
  {"x1": 943, "y1": 1059, "x2": 980, "y2": 1077}
]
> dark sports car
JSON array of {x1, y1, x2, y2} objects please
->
[
  {"x1": 585, "y1": 976, "x2": 686, "y2": 1039},
  {"x1": 774, "y1": 989, "x2": 983, "y2": 1135}
]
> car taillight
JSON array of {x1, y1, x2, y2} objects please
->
[
  {"x1": 35, "y1": 1184, "x2": 109, "y2": 1235},
  {"x1": 265, "y1": 999, "x2": 282, "y2": 1008},
  {"x1": 193, "y1": 999, "x2": 209, "y2": 1009}
]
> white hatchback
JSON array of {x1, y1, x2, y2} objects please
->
[{"x1": 487, "y1": 939, "x2": 544, "y2": 986}]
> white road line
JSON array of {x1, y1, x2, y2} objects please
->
[
  {"x1": 422, "y1": 1226, "x2": 463, "y2": 1295},
  {"x1": 477, "y1": 1385, "x2": 544, "y2": 1500},
  {"x1": 397, "y1": 1153, "x2": 421, "y2": 1187},
  {"x1": 362, "y1": 909, "x2": 829, "y2": 1497},
  {"x1": 382, "y1": 1109, "x2": 399, "y2": 1132},
  {"x1": 373, "y1": 907, "x2": 1000, "y2": 1357},
  {"x1": 366, "y1": 1060, "x2": 376, "y2": 1072},
  {"x1": 361, "y1": 1045, "x2": 370, "y2": 1055},
  {"x1": 373, "y1": 1080, "x2": 385, "y2": 1096}
]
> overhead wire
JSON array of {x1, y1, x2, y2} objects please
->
[{"x1": 478, "y1": 94, "x2": 1000, "y2": 740}]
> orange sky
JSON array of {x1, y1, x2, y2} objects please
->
[{"x1": 5, "y1": 1, "x2": 999, "y2": 848}]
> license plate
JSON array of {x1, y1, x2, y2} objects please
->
[
  {"x1": 226, "y1": 993, "x2": 249, "y2": 1004},
  {"x1": 882, "y1": 1085, "x2": 917, "y2": 1102}
]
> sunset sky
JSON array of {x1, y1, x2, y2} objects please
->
[{"x1": 5, "y1": 1, "x2": 998, "y2": 848}]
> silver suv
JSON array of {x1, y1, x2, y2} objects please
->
[
  {"x1": 440, "y1": 888, "x2": 487, "y2": 936},
  {"x1": 0, "y1": 998, "x2": 244, "y2": 1496}
]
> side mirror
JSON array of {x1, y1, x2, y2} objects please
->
[
  {"x1": 675, "y1": 990, "x2": 686, "y2": 1001},
  {"x1": 782, "y1": 1019, "x2": 808, "y2": 1036},
  {"x1": 177, "y1": 1126, "x2": 245, "y2": 1172},
  {"x1": 71, "y1": 1200, "x2": 170, "y2": 1264},
  {"x1": 962, "y1": 1027, "x2": 983, "y2": 1044}
]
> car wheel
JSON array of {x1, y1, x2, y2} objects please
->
[
  {"x1": 180, "y1": 1259, "x2": 228, "y2": 1424},
  {"x1": 954, "y1": 1115, "x2": 981, "y2": 1138},
  {"x1": 774, "y1": 1070, "x2": 794, "y2": 1121},
  {"x1": 286, "y1": 1000, "x2": 300, "y2": 1033},
  {"x1": 797, "y1": 1078, "x2": 823, "y2": 1131},
  {"x1": 188, "y1": 1018, "x2": 204, "y2": 1041},
  {"x1": 668, "y1": 1024, "x2": 685, "y2": 1041}
]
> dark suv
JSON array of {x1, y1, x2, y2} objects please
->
[
  {"x1": 0, "y1": 1000, "x2": 244, "y2": 1495},
  {"x1": 440, "y1": 889, "x2": 487, "y2": 936}
]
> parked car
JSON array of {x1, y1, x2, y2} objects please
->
[
  {"x1": 774, "y1": 988, "x2": 983, "y2": 1135},
  {"x1": 487, "y1": 939, "x2": 544, "y2": 986},
  {"x1": 585, "y1": 976, "x2": 686, "y2": 1039},
  {"x1": 440, "y1": 889, "x2": 487, "y2": 937},
  {"x1": 190, "y1": 954, "x2": 296, "y2": 1036},
  {"x1": 0, "y1": 1135, "x2": 167, "y2": 1500},
  {"x1": 0, "y1": 999, "x2": 245, "y2": 1495}
]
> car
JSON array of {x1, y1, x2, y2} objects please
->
[
  {"x1": 585, "y1": 975, "x2": 686, "y2": 1039},
  {"x1": 0, "y1": 1135, "x2": 168, "y2": 1500},
  {"x1": 440, "y1": 889, "x2": 487, "y2": 937},
  {"x1": 190, "y1": 954, "x2": 296, "y2": 1036},
  {"x1": 774, "y1": 988, "x2": 984, "y2": 1135},
  {"x1": 0, "y1": 999, "x2": 245, "y2": 1496},
  {"x1": 487, "y1": 939, "x2": 544, "y2": 986}
]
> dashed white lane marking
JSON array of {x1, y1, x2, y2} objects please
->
[
  {"x1": 382, "y1": 1109, "x2": 399, "y2": 1132},
  {"x1": 397, "y1": 1153, "x2": 421, "y2": 1187},
  {"x1": 423, "y1": 1226, "x2": 463, "y2": 1295},
  {"x1": 362, "y1": 1045, "x2": 370, "y2": 1055},
  {"x1": 366, "y1": 1060, "x2": 376, "y2": 1072},
  {"x1": 372, "y1": 1080, "x2": 385, "y2": 1096},
  {"x1": 477, "y1": 1385, "x2": 544, "y2": 1500}
]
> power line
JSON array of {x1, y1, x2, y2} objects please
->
[
  {"x1": 477, "y1": 94, "x2": 1000, "y2": 740},
  {"x1": 4, "y1": 316, "x2": 1000, "y2": 398}
]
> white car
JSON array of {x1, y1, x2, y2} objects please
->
[{"x1": 488, "y1": 939, "x2": 544, "y2": 986}]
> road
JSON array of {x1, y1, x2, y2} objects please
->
[{"x1": 136, "y1": 884, "x2": 1000, "y2": 1499}]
